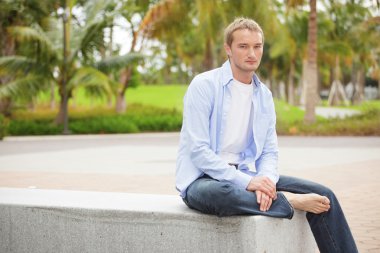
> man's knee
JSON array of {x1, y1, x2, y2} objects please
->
[
  {"x1": 315, "y1": 184, "x2": 336, "y2": 200},
  {"x1": 186, "y1": 179, "x2": 239, "y2": 215}
]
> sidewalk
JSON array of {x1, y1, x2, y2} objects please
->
[{"x1": 0, "y1": 133, "x2": 379, "y2": 252}]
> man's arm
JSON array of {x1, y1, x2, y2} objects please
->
[
  {"x1": 183, "y1": 77, "x2": 252, "y2": 190},
  {"x1": 255, "y1": 94, "x2": 280, "y2": 185},
  {"x1": 245, "y1": 90, "x2": 279, "y2": 206}
]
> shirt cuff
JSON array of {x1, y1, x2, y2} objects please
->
[
  {"x1": 231, "y1": 170, "x2": 252, "y2": 190},
  {"x1": 267, "y1": 174, "x2": 279, "y2": 185}
]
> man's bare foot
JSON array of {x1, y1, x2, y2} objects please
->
[{"x1": 282, "y1": 192, "x2": 330, "y2": 214}]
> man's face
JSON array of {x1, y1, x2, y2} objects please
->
[{"x1": 224, "y1": 29, "x2": 263, "y2": 76}]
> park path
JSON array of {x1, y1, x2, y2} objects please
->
[{"x1": 0, "y1": 133, "x2": 379, "y2": 252}]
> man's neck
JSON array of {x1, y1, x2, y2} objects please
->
[
  {"x1": 230, "y1": 65, "x2": 254, "y2": 84},
  {"x1": 233, "y1": 73, "x2": 254, "y2": 85}
]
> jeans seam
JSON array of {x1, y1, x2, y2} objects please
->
[{"x1": 321, "y1": 214, "x2": 339, "y2": 252}]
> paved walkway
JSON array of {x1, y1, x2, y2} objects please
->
[{"x1": 0, "y1": 133, "x2": 379, "y2": 252}]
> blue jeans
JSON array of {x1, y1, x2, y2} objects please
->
[{"x1": 183, "y1": 175, "x2": 358, "y2": 253}]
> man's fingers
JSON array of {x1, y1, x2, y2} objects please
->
[
  {"x1": 261, "y1": 178, "x2": 276, "y2": 198},
  {"x1": 266, "y1": 197, "x2": 272, "y2": 211},
  {"x1": 256, "y1": 190, "x2": 262, "y2": 204},
  {"x1": 260, "y1": 183, "x2": 276, "y2": 199},
  {"x1": 260, "y1": 193, "x2": 270, "y2": 212}
]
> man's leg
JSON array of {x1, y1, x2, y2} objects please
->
[
  {"x1": 184, "y1": 175, "x2": 293, "y2": 218},
  {"x1": 277, "y1": 175, "x2": 358, "y2": 253}
]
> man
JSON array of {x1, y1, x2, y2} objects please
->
[{"x1": 176, "y1": 17, "x2": 358, "y2": 253}]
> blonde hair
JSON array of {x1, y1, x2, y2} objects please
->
[{"x1": 224, "y1": 17, "x2": 264, "y2": 47}]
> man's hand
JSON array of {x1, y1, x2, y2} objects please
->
[
  {"x1": 246, "y1": 176, "x2": 277, "y2": 199},
  {"x1": 256, "y1": 190, "x2": 273, "y2": 212}
]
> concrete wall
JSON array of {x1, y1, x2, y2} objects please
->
[{"x1": 0, "y1": 188, "x2": 317, "y2": 253}]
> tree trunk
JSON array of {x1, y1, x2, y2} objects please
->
[
  {"x1": 55, "y1": 96, "x2": 65, "y2": 125},
  {"x1": 0, "y1": 25, "x2": 16, "y2": 116},
  {"x1": 329, "y1": 56, "x2": 341, "y2": 106},
  {"x1": 304, "y1": 0, "x2": 318, "y2": 124},
  {"x1": 50, "y1": 82, "x2": 56, "y2": 110},
  {"x1": 352, "y1": 67, "x2": 365, "y2": 104},
  {"x1": 202, "y1": 38, "x2": 213, "y2": 71},
  {"x1": 0, "y1": 98, "x2": 12, "y2": 117},
  {"x1": 116, "y1": 67, "x2": 132, "y2": 113},
  {"x1": 115, "y1": 92, "x2": 126, "y2": 113},
  {"x1": 328, "y1": 56, "x2": 349, "y2": 106},
  {"x1": 300, "y1": 58, "x2": 308, "y2": 105},
  {"x1": 287, "y1": 59, "x2": 295, "y2": 105},
  {"x1": 115, "y1": 23, "x2": 137, "y2": 114},
  {"x1": 56, "y1": 1, "x2": 72, "y2": 134}
]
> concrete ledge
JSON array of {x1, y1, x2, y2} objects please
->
[{"x1": 0, "y1": 188, "x2": 316, "y2": 253}]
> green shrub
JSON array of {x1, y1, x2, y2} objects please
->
[
  {"x1": 8, "y1": 103, "x2": 183, "y2": 136},
  {"x1": 276, "y1": 107, "x2": 380, "y2": 136},
  {"x1": 8, "y1": 120, "x2": 63, "y2": 135},
  {"x1": 7, "y1": 101, "x2": 379, "y2": 136},
  {"x1": 69, "y1": 116, "x2": 139, "y2": 134}
]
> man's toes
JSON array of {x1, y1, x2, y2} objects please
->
[{"x1": 322, "y1": 196, "x2": 330, "y2": 205}]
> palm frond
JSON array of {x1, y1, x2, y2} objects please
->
[
  {"x1": 0, "y1": 55, "x2": 54, "y2": 79},
  {"x1": 67, "y1": 67, "x2": 113, "y2": 98},
  {"x1": 83, "y1": 0, "x2": 115, "y2": 24},
  {"x1": 0, "y1": 56, "x2": 35, "y2": 76},
  {"x1": 0, "y1": 74, "x2": 50, "y2": 100},
  {"x1": 319, "y1": 41, "x2": 353, "y2": 57},
  {"x1": 95, "y1": 53, "x2": 144, "y2": 73},
  {"x1": 7, "y1": 26, "x2": 56, "y2": 58},
  {"x1": 138, "y1": 0, "x2": 180, "y2": 38}
]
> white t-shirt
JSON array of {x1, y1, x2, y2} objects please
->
[{"x1": 219, "y1": 79, "x2": 254, "y2": 164}]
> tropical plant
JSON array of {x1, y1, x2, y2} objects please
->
[
  {"x1": 0, "y1": 0, "x2": 143, "y2": 131},
  {"x1": 0, "y1": 0, "x2": 55, "y2": 115}
]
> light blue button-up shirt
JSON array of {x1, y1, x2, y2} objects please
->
[{"x1": 175, "y1": 60, "x2": 279, "y2": 198}]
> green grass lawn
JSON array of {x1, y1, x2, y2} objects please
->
[
  {"x1": 6, "y1": 84, "x2": 380, "y2": 136},
  {"x1": 37, "y1": 85, "x2": 188, "y2": 110}
]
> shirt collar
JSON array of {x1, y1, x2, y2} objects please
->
[{"x1": 221, "y1": 60, "x2": 261, "y2": 88}]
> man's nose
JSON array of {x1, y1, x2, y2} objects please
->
[{"x1": 248, "y1": 47, "x2": 257, "y2": 58}]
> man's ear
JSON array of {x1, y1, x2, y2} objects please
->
[{"x1": 224, "y1": 43, "x2": 231, "y2": 56}]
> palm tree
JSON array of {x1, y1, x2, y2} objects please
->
[
  {"x1": 0, "y1": 0, "x2": 55, "y2": 115},
  {"x1": 303, "y1": 0, "x2": 318, "y2": 123},
  {"x1": 113, "y1": 0, "x2": 150, "y2": 113},
  {"x1": 0, "y1": 0, "x2": 140, "y2": 131},
  {"x1": 285, "y1": 0, "x2": 318, "y2": 123}
]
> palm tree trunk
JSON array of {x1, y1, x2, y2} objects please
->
[
  {"x1": 304, "y1": 0, "x2": 318, "y2": 124},
  {"x1": 55, "y1": 97, "x2": 65, "y2": 125},
  {"x1": 202, "y1": 38, "x2": 213, "y2": 70},
  {"x1": 116, "y1": 67, "x2": 132, "y2": 113},
  {"x1": 353, "y1": 67, "x2": 365, "y2": 104},
  {"x1": 115, "y1": 22, "x2": 137, "y2": 114},
  {"x1": 55, "y1": 2, "x2": 71, "y2": 131},
  {"x1": 287, "y1": 59, "x2": 295, "y2": 105},
  {"x1": 115, "y1": 92, "x2": 126, "y2": 113},
  {"x1": 50, "y1": 82, "x2": 56, "y2": 110},
  {"x1": 0, "y1": 26, "x2": 15, "y2": 116},
  {"x1": 300, "y1": 58, "x2": 308, "y2": 105}
]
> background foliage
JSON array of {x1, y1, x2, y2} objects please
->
[{"x1": 0, "y1": 0, "x2": 379, "y2": 137}]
